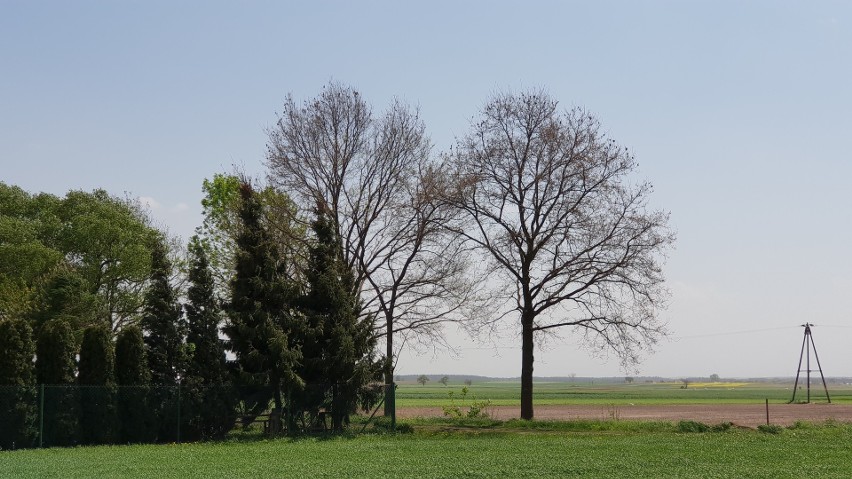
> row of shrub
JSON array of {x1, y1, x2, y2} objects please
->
[
  {"x1": 397, "y1": 417, "x2": 838, "y2": 435},
  {"x1": 0, "y1": 318, "x2": 234, "y2": 449}
]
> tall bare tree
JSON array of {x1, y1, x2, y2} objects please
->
[
  {"x1": 266, "y1": 83, "x2": 478, "y2": 392},
  {"x1": 446, "y1": 91, "x2": 674, "y2": 420}
]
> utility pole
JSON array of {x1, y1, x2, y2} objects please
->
[{"x1": 790, "y1": 323, "x2": 831, "y2": 403}]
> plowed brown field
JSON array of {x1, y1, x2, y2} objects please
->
[{"x1": 397, "y1": 403, "x2": 852, "y2": 427}]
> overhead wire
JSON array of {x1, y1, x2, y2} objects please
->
[
  {"x1": 431, "y1": 324, "x2": 846, "y2": 349},
  {"x1": 672, "y1": 325, "x2": 801, "y2": 341}
]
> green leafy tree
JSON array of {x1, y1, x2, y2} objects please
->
[
  {"x1": 78, "y1": 324, "x2": 117, "y2": 444},
  {"x1": 417, "y1": 375, "x2": 429, "y2": 386},
  {"x1": 298, "y1": 204, "x2": 381, "y2": 430},
  {"x1": 224, "y1": 182, "x2": 302, "y2": 423},
  {"x1": 0, "y1": 318, "x2": 37, "y2": 449},
  {"x1": 197, "y1": 174, "x2": 306, "y2": 298},
  {"x1": 196, "y1": 174, "x2": 242, "y2": 296},
  {"x1": 182, "y1": 237, "x2": 235, "y2": 440},
  {"x1": 54, "y1": 189, "x2": 161, "y2": 331},
  {"x1": 29, "y1": 265, "x2": 97, "y2": 336},
  {"x1": 439, "y1": 376, "x2": 449, "y2": 386},
  {"x1": 115, "y1": 325, "x2": 153, "y2": 443},
  {"x1": 36, "y1": 318, "x2": 79, "y2": 446},
  {"x1": 140, "y1": 240, "x2": 186, "y2": 442},
  {"x1": 0, "y1": 183, "x2": 162, "y2": 332},
  {"x1": 0, "y1": 277, "x2": 36, "y2": 325},
  {"x1": 0, "y1": 183, "x2": 63, "y2": 322}
]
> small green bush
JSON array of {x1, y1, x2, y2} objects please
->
[
  {"x1": 677, "y1": 420, "x2": 710, "y2": 433},
  {"x1": 362, "y1": 416, "x2": 414, "y2": 434},
  {"x1": 787, "y1": 421, "x2": 814, "y2": 430},
  {"x1": 442, "y1": 386, "x2": 492, "y2": 419},
  {"x1": 409, "y1": 416, "x2": 501, "y2": 429},
  {"x1": 758, "y1": 424, "x2": 783, "y2": 434},
  {"x1": 711, "y1": 422, "x2": 732, "y2": 432},
  {"x1": 503, "y1": 419, "x2": 673, "y2": 433}
]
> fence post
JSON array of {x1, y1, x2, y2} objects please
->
[
  {"x1": 765, "y1": 398, "x2": 769, "y2": 425},
  {"x1": 287, "y1": 388, "x2": 293, "y2": 436},
  {"x1": 386, "y1": 382, "x2": 396, "y2": 431},
  {"x1": 39, "y1": 384, "x2": 44, "y2": 448},
  {"x1": 176, "y1": 381, "x2": 181, "y2": 444}
]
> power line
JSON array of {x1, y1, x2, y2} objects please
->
[
  {"x1": 673, "y1": 325, "x2": 800, "y2": 341},
  {"x1": 425, "y1": 324, "x2": 843, "y2": 348}
]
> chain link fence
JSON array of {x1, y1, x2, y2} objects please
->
[{"x1": 0, "y1": 382, "x2": 394, "y2": 450}]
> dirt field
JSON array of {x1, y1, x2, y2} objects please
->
[{"x1": 397, "y1": 403, "x2": 852, "y2": 427}]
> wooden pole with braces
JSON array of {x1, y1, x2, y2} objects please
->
[{"x1": 790, "y1": 323, "x2": 831, "y2": 403}]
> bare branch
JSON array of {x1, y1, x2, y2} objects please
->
[
  {"x1": 266, "y1": 83, "x2": 486, "y2": 385},
  {"x1": 442, "y1": 90, "x2": 674, "y2": 419}
]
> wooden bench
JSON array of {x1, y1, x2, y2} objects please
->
[
  {"x1": 312, "y1": 409, "x2": 328, "y2": 432},
  {"x1": 237, "y1": 408, "x2": 283, "y2": 435}
]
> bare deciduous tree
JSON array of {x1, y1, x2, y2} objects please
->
[
  {"x1": 445, "y1": 90, "x2": 674, "y2": 420},
  {"x1": 266, "y1": 83, "x2": 479, "y2": 397}
]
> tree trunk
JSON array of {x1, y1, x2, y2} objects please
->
[
  {"x1": 271, "y1": 375, "x2": 284, "y2": 434},
  {"x1": 383, "y1": 317, "x2": 394, "y2": 416},
  {"x1": 272, "y1": 374, "x2": 282, "y2": 410},
  {"x1": 520, "y1": 311, "x2": 535, "y2": 420},
  {"x1": 332, "y1": 384, "x2": 344, "y2": 431}
]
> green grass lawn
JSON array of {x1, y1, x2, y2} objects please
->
[
  {"x1": 4, "y1": 382, "x2": 849, "y2": 477},
  {"x1": 4, "y1": 422, "x2": 852, "y2": 478},
  {"x1": 395, "y1": 380, "x2": 849, "y2": 407}
]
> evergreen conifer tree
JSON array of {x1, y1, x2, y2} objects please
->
[
  {"x1": 36, "y1": 318, "x2": 79, "y2": 446},
  {"x1": 78, "y1": 324, "x2": 117, "y2": 444},
  {"x1": 140, "y1": 240, "x2": 186, "y2": 442},
  {"x1": 183, "y1": 237, "x2": 235, "y2": 440},
  {"x1": 223, "y1": 182, "x2": 302, "y2": 423},
  {"x1": 300, "y1": 203, "x2": 380, "y2": 430},
  {"x1": 0, "y1": 318, "x2": 37, "y2": 449},
  {"x1": 115, "y1": 325, "x2": 153, "y2": 443}
]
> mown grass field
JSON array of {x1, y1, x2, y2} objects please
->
[
  {"x1": 395, "y1": 380, "x2": 851, "y2": 407},
  {"x1": 4, "y1": 421, "x2": 852, "y2": 478}
]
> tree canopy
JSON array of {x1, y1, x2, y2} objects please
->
[
  {"x1": 266, "y1": 83, "x2": 481, "y2": 399},
  {"x1": 0, "y1": 183, "x2": 162, "y2": 331},
  {"x1": 446, "y1": 90, "x2": 673, "y2": 419},
  {"x1": 196, "y1": 173, "x2": 305, "y2": 298}
]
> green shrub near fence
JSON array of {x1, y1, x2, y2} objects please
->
[
  {"x1": 0, "y1": 319, "x2": 38, "y2": 450},
  {"x1": 0, "y1": 384, "x2": 210, "y2": 449},
  {"x1": 0, "y1": 382, "x2": 384, "y2": 450}
]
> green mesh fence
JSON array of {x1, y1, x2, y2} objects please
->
[{"x1": 0, "y1": 382, "x2": 390, "y2": 450}]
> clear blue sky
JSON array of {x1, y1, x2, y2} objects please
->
[{"x1": 3, "y1": 1, "x2": 851, "y2": 378}]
